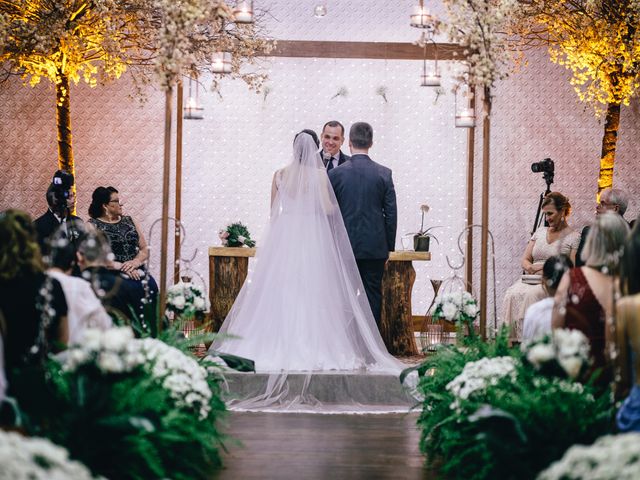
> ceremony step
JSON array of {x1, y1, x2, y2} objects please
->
[{"x1": 220, "y1": 371, "x2": 416, "y2": 411}]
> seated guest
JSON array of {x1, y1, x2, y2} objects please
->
[
  {"x1": 88, "y1": 187, "x2": 152, "y2": 281},
  {"x1": 34, "y1": 171, "x2": 83, "y2": 256},
  {"x1": 0, "y1": 210, "x2": 68, "y2": 377},
  {"x1": 77, "y1": 230, "x2": 149, "y2": 322},
  {"x1": 576, "y1": 187, "x2": 633, "y2": 267},
  {"x1": 500, "y1": 192, "x2": 580, "y2": 341},
  {"x1": 615, "y1": 220, "x2": 640, "y2": 432},
  {"x1": 552, "y1": 212, "x2": 630, "y2": 384},
  {"x1": 47, "y1": 228, "x2": 112, "y2": 344},
  {"x1": 522, "y1": 254, "x2": 573, "y2": 341}
]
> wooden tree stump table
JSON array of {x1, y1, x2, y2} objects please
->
[
  {"x1": 380, "y1": 251, "x2": 431, "y2": 356},
  {"x1": 208, "y1": 247, "x2": 430, "y2": 356},
  {"x1": 208, "y1": 247, "x2": 255, "y2": 331}
]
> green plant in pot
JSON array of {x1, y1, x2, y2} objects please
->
[{"x1": 414, "y1": 204, "x2": 440, "y2": 251}]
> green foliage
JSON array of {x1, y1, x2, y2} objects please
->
[
  {"x1": 414, "y1": 329, "x2": 614, "y2": 480},
  {"x1": 10, "y1": 327, "x2": 229, "y2": 480}
]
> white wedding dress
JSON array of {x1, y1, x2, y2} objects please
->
[{"x1": 209, "y1": 133, "x2": 405, "y2": 410}]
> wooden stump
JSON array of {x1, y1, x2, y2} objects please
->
[
  {"x1": 208, "y1": 248, "x2": 254, "y2": 331},
  {"x1": 380, "y1": 260, "x2": 419, "y2": 356}
]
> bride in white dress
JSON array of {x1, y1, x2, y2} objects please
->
[{"x1": 209, "y1": 133, "x2": 403, "y2": 407}]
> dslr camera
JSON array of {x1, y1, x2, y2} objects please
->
[
  {"x1": 51, "y1": 169, "x2": 75, "y2": 213},
  {"x1": 531, "y1": 157, "x2": 554, "y2": 174}
]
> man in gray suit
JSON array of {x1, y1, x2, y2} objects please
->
[{"x1": 329, "y1": 122, "x2": 397, "y2": 325}]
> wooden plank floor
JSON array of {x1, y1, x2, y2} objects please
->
[{"x1": 212, "y1": 412, "x2": 434, "y2": 480}]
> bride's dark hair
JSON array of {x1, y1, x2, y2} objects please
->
[{"x1": 294, "y1": 129, "x2": 319, "y2": 148}]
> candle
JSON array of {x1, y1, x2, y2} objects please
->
[
  {"x1": 234, "y1": 9, "x2": 253, "y2": 23},
  {"x1": 212, "y1": 52, "x2": 231, "y2": 73},
  {"x1": 455, "y1": 108, "x2": 476, "y2": 128},
  {"x1": 421, "y1": 73, "x2": 441, "y2": 87},
  {"x1": 410, "y1": 6, "x2": 432, "y2": 27}
]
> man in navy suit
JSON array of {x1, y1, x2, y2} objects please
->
[
  {"x1": 329, "y1": 122, "x2": 397, "y2": 325},
  {"x1": 320, "y1": 120, "x2": 350, "y2": 171}
]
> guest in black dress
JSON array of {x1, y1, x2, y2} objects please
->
[
  {"x1": 0, "y1": 210, "x2": 68, "y2": 377},
  {"x1": 87, "y1": 187, "x2": 158, "y2": 318}
]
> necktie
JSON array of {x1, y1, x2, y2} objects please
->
[{"x1": 326, "y1": 157, "x2": 335, "y2": 172}]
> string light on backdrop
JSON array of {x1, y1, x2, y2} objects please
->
[
  {"x1": 233, "y1": 0, "x2": 254, "y2": 23},
  {"x1": 184, "y1": 77, "x2": 204, "y2": 120},
  {"x1": 212, "y1": 51, "x2": 232, "y2": 74}
]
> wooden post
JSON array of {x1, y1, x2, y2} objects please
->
[
  {"x1": 480, "y1": 88, "x2": 492, "y2": 340},
  {"x1": 160, "y1": 87, "x2": 173, "y2": 320},
  {"x1": 465, "y1": 87, "x2": 476, "y2": 292},
  {"x1": 174, "y1": 81, "x2": 184, "y2": 284}
]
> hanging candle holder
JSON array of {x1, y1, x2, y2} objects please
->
[
  {"x1": 184, "y1": 77, "x2": 204, "y2": 120},
  {"x1": 212, "y1": 51, "x2": 232, "y2": 74},
  {"x1": 410, "y1": 0, "x2": 437, "y2": 29},
  {"x1": 314, "y1": 2, "x2": 327, "y2": 17},
  {"x1": 454, "y1": 81, "x2": 475, "y2": 128},
  {"x1": 420, "y1": 35, "x2": 440, "y2": 87},
  {"x1": 233, "y1": 0, "x2": 254, "y2": 23}
]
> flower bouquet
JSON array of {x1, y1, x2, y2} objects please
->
[
  {"x1": 432, "y1": 290, "x2": 480, "y2": 339},
  {"x1": 414, "y1": 204, "x2": 440, "y2": 251},
  {"x1": 521, "y1": 328, "x2": 591, "y2": 380},
  {"x1": 218, "y1": 221, "x2": 256, "y2": 247}
]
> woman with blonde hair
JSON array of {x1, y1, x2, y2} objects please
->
[
  {"x1": 614, "y1": 219, "x2": 640, "y2": 431},
  {"x1": 553, "y1": 211, "x2": 630, "y2": 384}
]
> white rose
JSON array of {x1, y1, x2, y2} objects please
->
[
  {"x1": 194, "y1": 297, "x2": 205, "y2": 310},
  {"x1": 97, "y1": 352, "x2": 125, "y2": 373},
  {"x1": 463, "y1": 303, "x2": 479, "y2": 318},
  {"x1": 79, "y1": 329, "x2": 102, "y2": 350},
  {"x1": 558, "y1": 356, "x2": 582, "y2": 379},
  {"x1": 527, "y1": 344, "x2": 555, "y2": 367},
  {"x1": 102, "y1": 327, "x2": 134, "y2": 351},
  {"x1": 172, "y1": 295, "x2": 186, "y2": 310},
  {"x1": 442, "y1": 302, "x2": 458, "y2": 321}
]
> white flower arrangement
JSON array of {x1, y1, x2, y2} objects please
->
[
  {"x1": 0, "y1": 430, "x2": 99, "y2": 479},
  {"x1": 166, "y1": 281, "x2": 208, "y2": 317},
  {"x1": 64, "y1": 327, "x2": 213, "y2": 419},
  {"x1": 433, "y1": 290, "x2": 480, "y2": 324},
  {"x1": 521, "y1": 328, "x2": 590, "y2": 380},
  {"x1": 537, "y1": 433, "x2": 640, "y2": 480},
  {"x1": 446, "y1": 356, "x2": 517, "y2": 410}
]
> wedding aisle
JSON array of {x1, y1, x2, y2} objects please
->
[{"x1": 212, "y1": 412, "x2": 433, "y2": 479}]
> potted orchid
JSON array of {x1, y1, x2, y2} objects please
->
[{"x1": 414, "y1": 204, "x2": 440, "y2": 251}]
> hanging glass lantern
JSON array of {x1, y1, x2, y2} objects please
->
[
  {"x1": 454, "y1": 82, "x2": 475, "y2": 128},
  {"x1": 184, "y1": 77, "x2": 204, "y2": 120},
  {"x1": 410, "y1": 0, "x2": 436, "y2": 29},
  {"x1": 211, "y1": 51, "x2": 232, "y2": 74},
  {"x1": 233, "y1": 0, "x2": 254, "y2": 23},
  {"x1": 420, "y1": 37, "x2": 440, "y2": 87}
]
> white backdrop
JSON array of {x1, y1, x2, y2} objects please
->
[{"x1": 1, "y1": 0, "x2": 639, "y2": 321}]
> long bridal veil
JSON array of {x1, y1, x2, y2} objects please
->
[{"x1": 210, "y1": 133, "x2": 406, "y2": 410}]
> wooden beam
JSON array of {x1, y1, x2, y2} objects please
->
[{"x1": 265, "y1": 40, "x2": 465, "y2": 61}]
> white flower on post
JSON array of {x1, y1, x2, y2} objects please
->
[
  {"x1": 194, "y1": 296, "x2": 206, "y2": 310},
  {"x1": 558, "y1": 356, "x2": 583, "y2": 380},
  {"x1": 172, "y1": 295, "x2": 186, "y2": 310},
  {"x1": 463, "y1": 302, "x2": 479, "y2": 318},
  {"x1": 442, "y1": 302, "x2": 459, "y2": 321}
]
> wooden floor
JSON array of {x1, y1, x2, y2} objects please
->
[{"x1": 212, "y1": 412, "x2": 433, "y2": 480}]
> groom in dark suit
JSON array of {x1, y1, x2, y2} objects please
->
[
  {"x1": 329, "y1": 122, "x2": 397, "y2": 325},
  {"x1": 320, "y1": 121, "x2": 350, "y2": 171}
]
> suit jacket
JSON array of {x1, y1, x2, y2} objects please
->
[
  {"x1": 321, "y1": 150, "x2": 350, "y2": 168},
  {"x1": 329, "y1": 154, "x2": 397, "y2": 260},
  {"x1": 33, "y1": 210, "x2": 83, "y2": 254}
]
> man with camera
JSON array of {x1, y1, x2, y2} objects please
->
[{"x1": 34, "y1": 170, "x2": 84, "y2": 254}]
